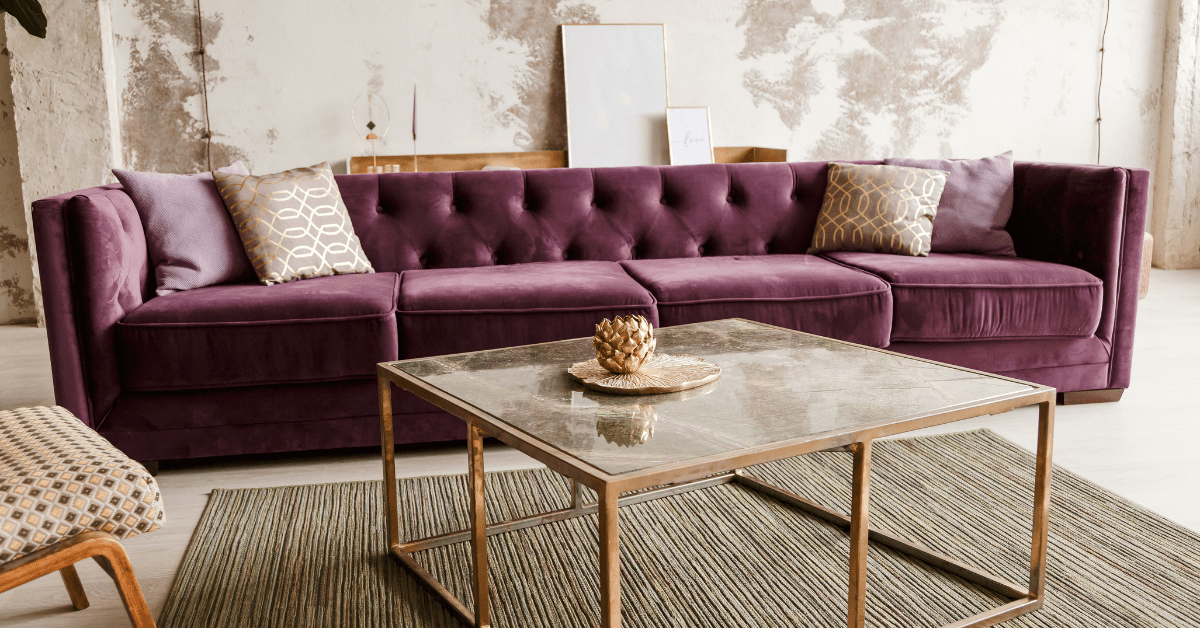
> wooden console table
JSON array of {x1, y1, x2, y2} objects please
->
[{"x1": 347, "y1": 146, "x2": 786, "y2": 174}]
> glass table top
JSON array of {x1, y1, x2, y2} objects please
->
[{"x1": 392, "y1": 319, "x2": 1036, "y2": 475}]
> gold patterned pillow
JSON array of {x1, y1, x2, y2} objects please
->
[
  {"x1": 214, "y1": 162, "x2": 374, "y2": 285},
  {"x1": 808, "y1": 162, "x2": 949, "y2": 257}
]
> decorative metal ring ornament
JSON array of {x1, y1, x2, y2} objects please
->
[{"x1": 351, "y1": 91, "x2": 391, "y2": 141}]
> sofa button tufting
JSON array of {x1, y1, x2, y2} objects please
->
[
  {"x1": 726, "y1": 196, "x2": 734, "y2": 203},
  {"x1": 698, "y1": 245, "x2": 707, "y2": 255},
  {"x1": 660, "y1": 197, "x2": 667, "y2": 205},
  {"x1": 562, "y1": 251, "x2": 570, "y2": 260}
]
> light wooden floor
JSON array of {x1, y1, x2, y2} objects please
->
[{"x1": 1, "y1": 269, "x2": 1198, "y2": 627}]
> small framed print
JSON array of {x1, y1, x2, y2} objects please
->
[{"x1": 666, "y1": 106, "x2": 714, "y2": 166}]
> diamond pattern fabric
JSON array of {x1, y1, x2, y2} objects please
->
[
  {"x1": 215, "y1": 162, "x2": 374, "y2": 285},
  {"x1": 808, "y1": 162, "x2": 948, "y2": 257},
  {"x1": 0, "y1": 406, "x2": 164, "y2": 562}
]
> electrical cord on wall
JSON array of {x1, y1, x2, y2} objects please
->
[
  {"x1": 1096, "y1": 0, "x2": 1111, "y2": 165},
  {"x1": 194, "y1": 0, "x2": 213, "y2": 171}
]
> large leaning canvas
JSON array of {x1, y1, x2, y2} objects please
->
[{"x1": 562, "y1": 24, "x2": 669, "y2": 168}]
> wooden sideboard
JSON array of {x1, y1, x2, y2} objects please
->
[{"x1": 346, "y1": 147, "x2": 787, "y2": 174}]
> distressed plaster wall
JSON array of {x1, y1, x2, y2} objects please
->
[
  {"x1": 1151, "y1": 0, "x2": 1200, "y2": 269},
  {"x1": 0, "y1": 24, "x2": 34, "y2": 324},
  {"x1": 107, "y1": 0, "x2": 1166, "y2": 175},
  {"x1": 4, "y1": 2, "x2": 121, "y2": 325}
]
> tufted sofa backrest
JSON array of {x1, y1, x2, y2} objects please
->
[{"x1": 335, "y1": 161, "x2": 850, "y2": 272}]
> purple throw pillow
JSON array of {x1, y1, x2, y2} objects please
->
[
  {"x1": 884, "y1": 152, "x2": 1016, "y2": 256},
  {"x1": 114, "y1": 162, "x2": 254, "y2": 296}
]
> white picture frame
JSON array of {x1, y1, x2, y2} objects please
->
[
  {"x1": 666, "y1": 107, "x2": 714, "y2": 166},
  {"x1": 562, "y1": 24, "x2": 669, "y2": 168}
]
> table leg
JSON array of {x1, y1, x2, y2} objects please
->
[
  {"x1": 847, "y1": 440, "x2": 872, "y2": 628},
  {"x1": 1029, "y1": 400, "x2": 1055, "y2": 600},
  {"x1": 598, "y1": 484, "x2": 621, "y2": 628},
  {"x1": 571, "y1": 479, "x2": 587, "y2": 510},
  {"x1": 467, "y1": 423, "x2": 491, "y2": 628},
  {"x1": 378, "y1": 375, "x2": 400, "y2": 550}
]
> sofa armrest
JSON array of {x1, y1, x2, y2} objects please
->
[
  {"x1": 32, "y1": 186, "x2": 151, "y2": 428},
  {"x1": 1008, "y1": 162, "x2": 1150, "y2": 389}
]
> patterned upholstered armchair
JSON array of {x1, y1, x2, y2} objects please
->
[{"x1": 0, "y1": 406, "x2": 165, "y2": 627}]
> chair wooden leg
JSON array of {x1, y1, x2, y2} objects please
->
[
  {"x1": 0, "y1": 532, "x2": 156, "y2": 628},
  {"x1": 91, "y1": 538, "x2": 156, "y2": 628},
  {"x1": 59, "y1": 564, "x2": 90, "y2": 610}
]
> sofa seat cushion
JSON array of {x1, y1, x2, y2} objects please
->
[
  {"x1": 825, "y1": 252, "x2": 1103, "y2": 341},
  {"x1": 619, "y1": 255, "x2": 893, "y2": 347},
  {"x1": 399, "y1": 261, "x2": 657, "y2": 358},
  {"x1": 118, "y1": 272, "x2": 400, "y2": 391}
]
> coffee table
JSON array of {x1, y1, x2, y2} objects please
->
[{"x1": 377, "y1": 319, "x2": 1055, "y2": 628}]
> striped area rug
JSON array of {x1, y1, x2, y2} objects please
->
[{"x1": 159, "y1": 430, "x2": 1200, "y2": 627}]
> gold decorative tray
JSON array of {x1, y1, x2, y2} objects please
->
[{"x1": 567, "y1": 354, "x2": 721, "y2": 395}]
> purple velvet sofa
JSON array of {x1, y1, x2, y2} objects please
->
[{"x1": 32, "y1": 160, "x2": 1149, "y2": 463}]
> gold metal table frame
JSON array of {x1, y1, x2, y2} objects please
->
[{"x1": 377, "y1": 349, "x2": 1054, "y2": 628}]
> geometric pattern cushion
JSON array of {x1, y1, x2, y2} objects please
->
[
  {"x1": 808, "y1": 162, "x2": 948, "y2": 257},
  {"x1": 214, "y1": 162, "x2": 374, "y2": 286},
  {"x1": 0, "y1": 406, "x2": 164, "y2": 562}
]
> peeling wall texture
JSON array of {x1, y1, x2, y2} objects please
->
[
  {"x1": 105, "y1": 0, "x2": 1167, "y2": 175},
  {"x1": 737, "y1": 0, "x2": 1005, "y2": 159},
  {"x1": 1151, "y1": 0, "x2": 1200, "y2": 269},
  {"x1": 116, "y1": 0, "x2": 244, "y2": 172},
  {"x1": 0, "y1": 25, "x2": 34, "y2": 324},
  {"x1": 0, "y1": 0, "x2": 1181, "y2": 320},
  {"x1": 484, "y1": 0, "x2": 599, "y2": 150},
  {"x1": 5, "y1": 2, "x2": 121, "y2": 325}
]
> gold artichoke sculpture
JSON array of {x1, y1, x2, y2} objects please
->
[{"x1": 593, "y1": 315, "x2": 656, "y2": 374}]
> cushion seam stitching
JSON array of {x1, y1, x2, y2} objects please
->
[
  {"x1": 656, "y1": 289, "x2": 890, "y2": 306},
  {"x1": 119, "y1": 311, "x2": 396, "y2": 328},
  {"x1": 401, "y1": 303, "x2": 656, "y2": 315}
]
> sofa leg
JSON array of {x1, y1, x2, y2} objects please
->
[
  {"x1": 59, "y1": 564, "x2": 89, "y2": 610},
  {"x1": 1058, "y1": 388, "x2": 1125, "y2": 405}
]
